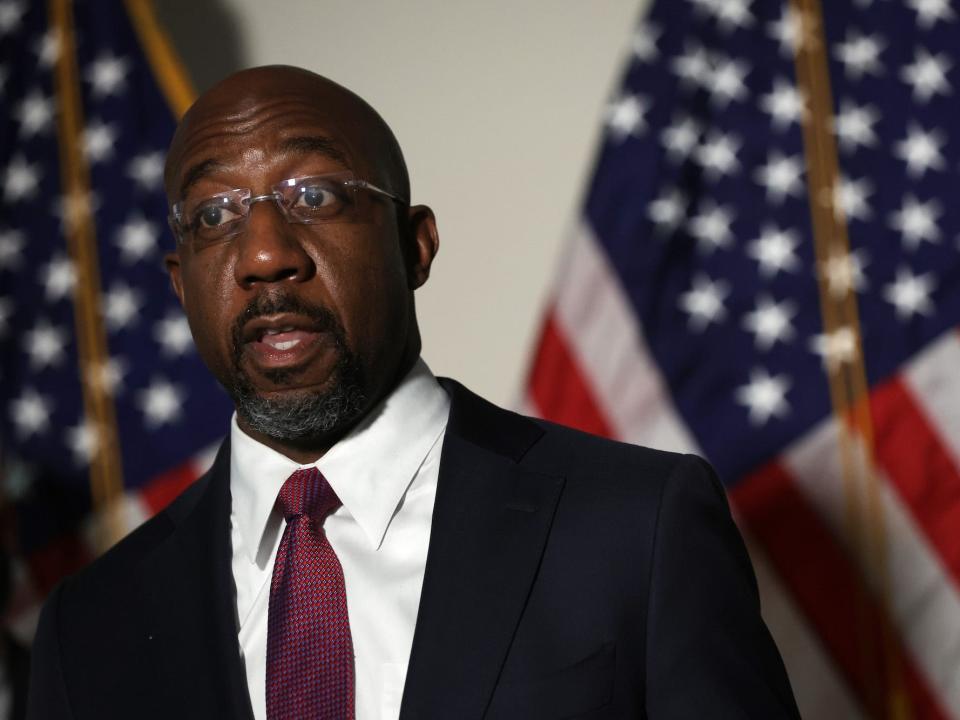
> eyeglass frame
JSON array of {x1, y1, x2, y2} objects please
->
[{"x1": 168, "y1": 171, "x2": 407, "y2": 247}]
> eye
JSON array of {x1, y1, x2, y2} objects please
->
[
  {"x1": 191, "y1": 200, "x2": 242, "y2": 229},
  {"x1": 294, "y1": 183, "x2": 341, "y2": 209}
]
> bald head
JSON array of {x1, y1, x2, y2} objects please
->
[{"x1": 165, "y1": 65, "x2": 410, "y2": 206}]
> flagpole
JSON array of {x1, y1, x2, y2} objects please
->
[
  {"x1": 789, "y1": 1, "x2": 906, "y2": 717},
  {"x1": 124, "y1": 0, "x2": 196, "y2": 119},
  {"x1": 50, "y1": 0, "x2": 125, "y2": 552}
]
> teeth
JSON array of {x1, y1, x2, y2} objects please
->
[
  {"x1": 262, "y1": 326, "x2": 295, "y2": 336},
  {"x1": 268, "y1": 338, "x2": 301, "y2": 351}
]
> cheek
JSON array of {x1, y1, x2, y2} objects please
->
[
  {"x1": 179, "y1": 254, "x2": 240, "y2": 373},
  {"x1": 319, "y1": 230, "x2": 410, "y2": 351}
]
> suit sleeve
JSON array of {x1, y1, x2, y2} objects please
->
[
  {"x1": 26, "y1": 583, "x2": 75, "y2": 720},
  {"x1": 644, "y1": 454, "x2": 801, "y2": 719}
]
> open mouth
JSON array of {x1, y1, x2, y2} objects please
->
[{"x1": 241, "y1": 314, "x2": 332, "y2": 370}]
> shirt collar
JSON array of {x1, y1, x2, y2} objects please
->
[{"x1": 230, "y1": 358, "x2": 450, "y2": 564}]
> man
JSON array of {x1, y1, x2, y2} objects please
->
[{"x1": 28, "y1": 66, "x2": 800, "y2": 719}]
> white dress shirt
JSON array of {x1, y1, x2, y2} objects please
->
[{"x1": 229, "y1": 359, "x2": 450, "y2": 720}]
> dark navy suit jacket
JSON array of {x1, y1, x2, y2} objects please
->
[{"x1": 28, "y1": 379, "x2": 800, "y2": 719}]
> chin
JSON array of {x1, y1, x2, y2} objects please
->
[{"x1": 228, "y1": 345, "x2": 369, "y2": 442}]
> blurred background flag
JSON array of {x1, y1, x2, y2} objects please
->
[
  {"x1": 0, "y1": 0, "x2": 231, "y2": 658},
  {"x1": 524, "y1": 0, "x2": 960, "y2": 718}
]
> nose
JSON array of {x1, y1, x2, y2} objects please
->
[{"x1": 233, "y1": 198, "x2": 315, "y2": 288}]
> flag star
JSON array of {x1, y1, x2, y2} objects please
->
[
  {"x1": 901, "y1": 49, "x2": 951, "y2": 102},
  {"x1": 0, "y1": 297, "x2": 12, "y2": 337},
  {"x1": 631, "y1": 21, "x2": 660, "y2": 62},
  {"x1": 743, "y1": 296, "x2": 797, "y2": 350},
  {"x1": 86, "y1": 53, "x2": 130, "y2": 97},
  {"x1": 894, "y1": 123, "x2": 946, "y2": 178},
  {"x1": 760, "y1": 78, "x2": 805, "y2": 130},
  {"x1": 754, "y1": 151, "x2": 804, "y2": 203},
  {"x1": 138, "y1": 377, "x2": 185, "y2": 428},
  {"x1": 661, "y1": 115, "x2": 701, "y2": 161},
  {"x1": 87, "y1": 355, "x2": 128, "y2": 395},
  {"x1": 66, "y1": 419, "x2": 101, "y2": 466},
  {"x1": 34, "y1": 29, "x2": 61, "y2": 68},
  {"x1": 83, "y1": 120, "x2": 118, "y2": 164},
  {"x1": 672, "y1": 42, "x2": 711, "y2": 87},
  {"x1": 55, "y1": 190, "x2": 100, "y2": 229},
  {"x1": 23, "y1": 320, "x2": 68, "y2": 369},
  {"x1": 695, "y1": 130, "x2": 741, "y2": 179},
  {"x1": 736, "y1": 368, "x2": 791, "y2": 425},
  {"x1": 679, "y1": 274, "x2": 729, "y2": 331},
  {"x1": 833, "y1": 100, "x2": 879, "y2": 152},
  {"x1": 688, "y1": 201, "x2": 736, "y2": 252},
  {"x1": 884, "y1": 267, "x2": 936, "y2": 319},
  {"x1": 809, "y1": 326, "x2": 858, "y2": 371},
  {"x1": 9, "y1": 388, "x2": 53, "y2": 438},
  {"x1": 14, "y1": 90, "x2": 54, "y2": 138},
  {"x1": 102, "y1": 282, "x2": 143, "y2": 331},
  {"x1": 831, "y1": 175, "x2": 873, "y2": 222},
  {"x1": 155, "y1": 313, "x2": 194, "y2": 356},
  {"x1": 0, "y1": 228, "x2": 25, "y2": 270},
  {"x1": 114, "y1": 215, "x2": 159, "y2": 263},
  {"x1": 706, "y1": 55, "x2": 750, "y2": 106},
  {"x1": 820, "y1": 249, "x2": 869, "y2": 297},
  {"x1": 605, "y1": 94, "x2": 649, "y2": 141},
  {"x1": 889, "y1": 195, "x2": 941, "y2": 249},
  {"x1": 833, "y1": 31, "x2": 885, "y2": 79},
  {"x1": 39, "y1": 254, "x2": 76, "y2": 301},
  {"x1": 648, "y1": 188, "x2": 688, "y2": 232},
  {"x1": 0, "y1": 1, "x2": 25, "y2": 36},
  {"x1": 767, "y1": 6, "x2": 809, "y2": 57},
  {"x1": 704, "y1": 0, "x2": 755, "y2": 33},
  {"x1": 127, "y1": 152, "x2": 165, "y2": 190},
  {"x1": 3, "y1": 154, "x2": 41, "y2": 201},
  {"x1": 748, "y1": 225, "x2": 801, "y2": 277},
  {"x1": 907, "y1": 0, "x2": 955, "y2": 28}
]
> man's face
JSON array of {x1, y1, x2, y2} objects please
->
[{"x1": 164, "y1": 69, "x2": 437, "y2": 456}]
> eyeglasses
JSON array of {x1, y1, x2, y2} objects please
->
[{"x1": 169, "y1": 171, "x2": 406, "y2": 249}]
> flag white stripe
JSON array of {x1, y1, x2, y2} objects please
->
[
  {"x1": 784, "y1": 419, "x2": 960, "y2": 717},
  {"x1": 903, "y1": 328, "x2": 960, "y2": 468},
  {"x1": 741, "y1": 530, "x2": 865, "y2": 720},
  {"x1": 552, "y1": 222, "x2": 698, "y2": 454}
]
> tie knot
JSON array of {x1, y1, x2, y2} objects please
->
[{"x1": 277, "y1": 467, "x2": 341, "y2": 522}]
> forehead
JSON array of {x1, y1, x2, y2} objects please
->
[{"x1": 166, "y1": 85, "x2": 376, "y2": 199}]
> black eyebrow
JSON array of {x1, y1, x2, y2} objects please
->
[
  {"x1": 278, "y1": 136, "x2": 351, "y2": 167},
  {"x1": 176, "y1": 136, "x2": 351, "y2": 200},
  {"x1": 178, "y1": 158, "x2": 224, "y2": 200}
]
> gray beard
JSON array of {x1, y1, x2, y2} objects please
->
[
  {"x1": 230, "y1": 358, "x2": 367, "y2": 442},
  {"x1": 226, "y1": 293, "x2": 368, "y2": 442}
]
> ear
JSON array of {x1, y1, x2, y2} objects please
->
[
  {"x1": 404, "y1": 204, "x2": 439, "y2": 290},
  {"x1": 164, "y1": 251, "x2": 186, "y2": 306}
]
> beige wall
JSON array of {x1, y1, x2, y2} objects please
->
[{"x1": 166, "y1": 0, "x2": 647, "y2": 406}]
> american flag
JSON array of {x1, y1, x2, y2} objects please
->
[
  {"x1": 0, "y1": 0, "x2": 231, "y2": 643},
  {"x1": 523, "y1": 0, "x2": 960, "y2": 718}
]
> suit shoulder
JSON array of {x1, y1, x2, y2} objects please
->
[
  {"x1": 526, "y1": 414, "x2": 695, "y2": 480},
  {"x1": 57, "y1": 472, "x2": 210, "y2": 602}
]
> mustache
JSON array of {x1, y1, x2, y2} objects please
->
[{"x1": 229, "y1": 291, "x2": 346, "y2": 357}]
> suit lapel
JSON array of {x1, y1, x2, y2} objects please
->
[
  {"x1": 400, "y1": 381, "x2": 564, "y2": 720},
  {"x1": 138, "y1": 439, "x2": 255, "y2": 719}
]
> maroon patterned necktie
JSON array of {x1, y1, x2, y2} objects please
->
[{"x1": 266, "y1": 467, "x2": 355, "y2": 719}]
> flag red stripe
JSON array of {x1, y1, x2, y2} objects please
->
[
  {"x1": 872, "y1": 377, "x2": 960, "y2": 587},
  {"x1": 730, "y1": 462, "x2": 948, "y2": 720},
  {"x1": 527, "y1": 310, "x2": 615, "y2": 438}
]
